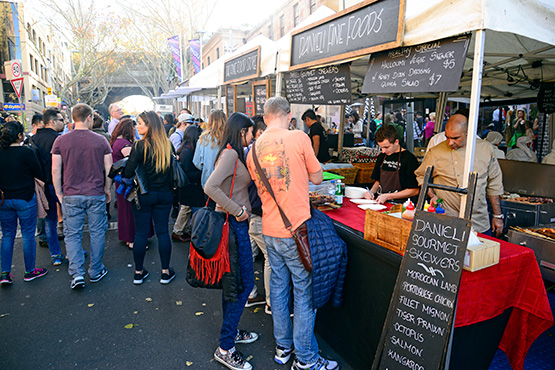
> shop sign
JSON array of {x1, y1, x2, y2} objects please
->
[
  {"x1": 362, "y1": 35, "x2": 471, "y2": 94},
  {"x1": 372, "y1": 211, "x2": 471, "y2": 370},
  {"x1": 223, "y1": 46, "x2": 260, "y2": 84},
  {"x1": 3, "y1": 103, "x2": 25, "y2": 111},
  {"x1": 45, "y1": 94, "x2": 58, "y2": 107},
  {"x1": 290, "y1": 0, "x2": 404, "y2": 70}
]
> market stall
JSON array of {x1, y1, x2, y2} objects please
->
[
  {"x1": 284, "y1": 1, "x2": 555, "y2": 369},
  {"x1": 315, "y1": 200, "x2": 553, "y2": 370}
]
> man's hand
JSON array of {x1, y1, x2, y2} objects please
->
[
  {"x1": 375, "y1": 193, "x2": 391, "y2": 204},
  {"x1": 105, "y1": 189, "x2": 111, "y2": 204},
  {"x1": 56, "y1": 192, "x2": 63, "y2": 204},
  {"x1": 491, "y1": 218, "x2": 504, "y2": 237},
  {"x1": 364, "y1": 191, "x2": 375, "y2": 200}
]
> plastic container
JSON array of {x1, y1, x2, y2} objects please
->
[{"x1": 402, "y1": 201, "x2": 415, "y2": 220}]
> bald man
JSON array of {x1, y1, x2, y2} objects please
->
[{"x1": 415, "y1": 114, "x2": 505, "y2": 236}]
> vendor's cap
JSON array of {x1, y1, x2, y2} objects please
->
[{"x1": 178, "y1": 113, "x2": 194, "y2": 123}]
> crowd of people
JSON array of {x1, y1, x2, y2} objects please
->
[{"x1": 0, "y1": 98, "x2": 339, "y2": 370}]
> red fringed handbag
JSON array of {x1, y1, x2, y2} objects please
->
[{"x1": 186, "y1": 158, "x2": 238, "y2": 288}]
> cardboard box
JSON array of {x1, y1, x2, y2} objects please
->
[
  {"x1": 364, "y1": 209, "x2": 412, "y2": 254},
  {"x1": 463, "y1": 237, "x2": 500, "y2": 272}
]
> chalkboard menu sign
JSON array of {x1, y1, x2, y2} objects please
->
[
  {"x1": 362, "y1": 35, "x2": 471, "y2": 94},
  {"x1": 373, "y1": 211, "x2": 471, "y2": 370},
  {"x1": 253, "y1": 80, "x2": 269, "y2": 115},
  {"x1": 538, "y1": 82, "x2": 555, "y2": 113},
  {"x1": 284, "y1": 64, "x2": 352, "y2": 105},
  {"x1": 224, "y1": 46, "x2": 260, "y2": 84},
  {"x1": 290, "y1": 0, "x2": 403, "y2": 70},
  {"x1": 226, "y1": 85, "x2": 235, "y2": 116}
]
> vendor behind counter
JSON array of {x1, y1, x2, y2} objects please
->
[{"x1": 364, "y1": 124, "x2": 420, "y2": 204}]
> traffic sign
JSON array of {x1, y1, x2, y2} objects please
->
[
  {"x1": 10, "y1": 78, "x2": 24, "y2": 98},
  {"x1": 4, "y1": 59, "x2": 23, "y2": 80}
]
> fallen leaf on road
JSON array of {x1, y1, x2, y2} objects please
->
[
  {"x1": 176, "y1": 301, "x2": 183, "y2": 305},
  {"x1": 195, "y1": 312, "x2": 204, "y2": 316},
  {"x1": 254, "y1": 307, "x2": 262, "y2": 313},
  {"x1": 88, "y1": 304, "x2": 94, "y2": 308},
  {"x1": 202, "y1": 303, "x2": 206, "y2": 306},
  {"x1": 145, "y1": 298, "x2": 152, "y2": 302},
  {"x1": 186, "y1": 361, "x2": 193, "y2": 366},
  {"x1": 255, "y1": 277, "x2": 260, "y2": 281},
  {"x1": 133, "y1": 311, "x2": 138, "y2": 314},
  {"x1": 0, "y1": 313, "x2": 9, "y2": 318},
  {"x1": 124, "y1": 324, "x2": 134, "y2": 329},
  {"x1": 246, "y1": 355, "x2": 253, "y2": 361}
]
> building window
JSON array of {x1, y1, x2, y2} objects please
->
[
  {"x1": 294, "y1": 4, "x2": 300, "y2": 27},
  {"x1": 310, "y1": 0, "x2": 316, "y2": 14},
  {"x1": 216, "y1": 47, "x2": 220, "y2": 59},
  {"x1": 35, "y1": 59, "x2": 39, "y2": 76},
  {"x1": 30, "y1": 55, "x2": 34, "y2": 73},
  {"x1": 207, "y1": 56, "x2": 210, "y2": 66},
  {"x1": 280, "y1": 15, "x2": 285, "y2": 38},
  {"x1": 269, "y1": 21, "x2": 274, "y2": 40}
]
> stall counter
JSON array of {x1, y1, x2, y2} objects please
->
[{"x1": 318, "y1": 199, "x2": 553, "y2": 370}]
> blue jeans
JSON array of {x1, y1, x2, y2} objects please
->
[
  {"x1": 36, "y1": 217, "x2": 47, "y2": 242},
  {"x1": 44, "y1": 185, "x2": 62, "y2": 256},
  {"x1": 264, "y1": 235, "x2": 319, "y2": 364},
  {"x1": 62, "y1": 195, "x2": 108, "y2": 278},
  {"x1": 0, "y1": 195, "x2": 38, "y2": 273},
  {"x1": 131, "y1": 190, "x2": 173, "y2": 271},
  {"x1": 220, "y1": 217, "x2": 254, "y2": 350}
]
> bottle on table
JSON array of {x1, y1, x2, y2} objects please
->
[
  {"x1": 335, "y1": 180, "x2": 343, "y2": 207},
  {"x1": 328, "y1": 180, "x2": 336, "y2": 200}
]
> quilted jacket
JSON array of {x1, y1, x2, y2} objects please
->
[{"x1": 306, "y1": 209, "x2": 348, "y2": 309}]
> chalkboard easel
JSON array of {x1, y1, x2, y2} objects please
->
[
  {"x1": 372, "y1": 166, "x2": 478, "y2": 370},
  {"x1": 226, "y1": 85, "x2": 236, "y2": 117}
]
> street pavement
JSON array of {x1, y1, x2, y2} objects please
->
[{"x1": 0, "y1": 219, "x2": 350, "y2": 370}]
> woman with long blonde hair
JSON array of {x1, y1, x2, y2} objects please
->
[
  {"x1": 193, "y1": 109, "x2": 226, "y2": 187},
  {"x1": 123, "y1": 111, "x2": 175, "y2": 285}
]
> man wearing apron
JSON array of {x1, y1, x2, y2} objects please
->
[{"x1": 365, "y1": 124, "x2": 420, "y2": 204}]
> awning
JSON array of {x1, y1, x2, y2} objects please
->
[{"x1": 152, "y1": 86, "x2": 205, "y2": 99}]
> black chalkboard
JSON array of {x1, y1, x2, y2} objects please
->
[
  {"x1": 290, "y1": 0, "x2": 403, "y2": 70},
  {"x1": 226, "y1": 85, "x2": 234, "y2": 116},
  {"x1": 284, "y1": 64, "x2": 352, "y2": 105},
  {"x1": 362, "y1": 35, "x2": 471, "y2": 94},
  {"x1": 253, "y1": 83, "x2": 267, "y2": 115},
  {"x1": 373, "y1": 211, "x2": 471, "y2": 370},
  {"x1": 538, "y1": 82, "x2": 555, "y2": 114},
  {"x1": 224, "y1": 47, "x2": 260, "y2": 84}
]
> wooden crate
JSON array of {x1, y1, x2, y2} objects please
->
[
  {"x1": 463, "y1": 237, "x2": 500, "y2": 272},
  {"x1": 327, "y1": 167, "x2": 360, "y2": 185},
  {"x1": 352, "y1": 162, "x2": 376, "y2": 184},
  {"x1": 364, "y1": 210, "x2": 412, "y2": 254}
]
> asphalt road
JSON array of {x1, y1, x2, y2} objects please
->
[{"x1": 0, "y1": 221, "x2": 350, "y2": 370}]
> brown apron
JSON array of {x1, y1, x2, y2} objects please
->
[{"x1": 379, "y1": 151, "x2": 402, "y2": 194}]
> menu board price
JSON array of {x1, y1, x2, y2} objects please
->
[
  {"x1": 373, "y1": 211, "x2": 471, "y2": 370},
  {"x1": 284, "y1": 63, "x2": 351, "y2": 105}
]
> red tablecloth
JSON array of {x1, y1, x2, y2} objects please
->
[{"x1": 324, "y1": 199, "x2": 554, "y2": 370}]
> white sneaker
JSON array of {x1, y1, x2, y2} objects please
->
[{"x1": 291, "y1": 356, "x2": 339, "y2": 370}]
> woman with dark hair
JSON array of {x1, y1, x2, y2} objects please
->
[
  {"x1": 171, "y1": 125, "x2": 204, "y2": 239},
  {"x1": 111, "y1": 118, "x2": 137, "y2": 249},
  {"x1": 204, "y1": 113, "x2": 257, "y2": 370},
  {"x1": 123, "y1": 111, "x2": 175, "y2": 285},
  {"x1": 0, "y1": 122, "x2": 48, "y2": 284},
  {"x1": 348, "y1": 111, "x2": 363, "y2": 138},
  {"x1": 163, "y1": 113, "x2": 176, "y2": 136}
]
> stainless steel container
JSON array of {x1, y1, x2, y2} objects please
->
[{"x1": 508, "y1": 226, "x2": 555, "y2": 282}]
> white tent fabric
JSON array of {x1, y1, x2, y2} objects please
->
[{"x1": 189, "y1": 34, "x2": 278, "y2": 88}]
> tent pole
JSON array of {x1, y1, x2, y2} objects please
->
[
  {"x1": 217, "y1": 86, "x2": 222, "y2": 110},
  {"x1": 459, "y1": 29, "x2": 485, "y2": 218},
  {"x1": 338, "y1": 105, "x2": 346, "y2": 155},
  {"x1": 275, "y1": 73, "x2": 283, "y2": 97}
]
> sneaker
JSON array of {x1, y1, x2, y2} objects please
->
[
  {"x1": 24, "y1": 268, "x2": 48, "y2": 282},
  {"x1": 171, "y1": 232, "x2": 191, "y2": 242},
  {"x1": 0, "y1": 272, "x2": 13, "y2": 285},
  {"x1": 90, "y1": 268, "x2": 108, "y2": 283},
  {"x1": 234, "y1": 330, "x2": 258, "y2": 344},
  {"x1": 39, "y1": 240, "x2": 49, "y2": 248},
  {"x1": 291, "y1": 357, "x2": 339, "y2": 370},
  {"x1": 71, "y1": 276, "x2": 85, "y2": 289},
  {"x1": 160, "y1": 268, "x2": 175, "y2": 284},
  {"x1": 133, "y1": 270, "x2": 149, "y2": 285},
  {"x1": 51, "y1": 254, "x2": 64, "y2": 266},
  {"x1": 265, "y1": 304, "x2": 272, "y2": 315},
  {"x1": 245, "y1": 293, "x2": 266, "y2": 307},
  {"x1": 214, "y1": 347, "x2": 252, "y2": 370},
  {"x1": 274, "y1": 345, "x2": 294, "y2": 364}
]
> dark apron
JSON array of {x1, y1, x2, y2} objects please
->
[{"x1": 379, "y1": 152, "x2": 402, "y2": 194}]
